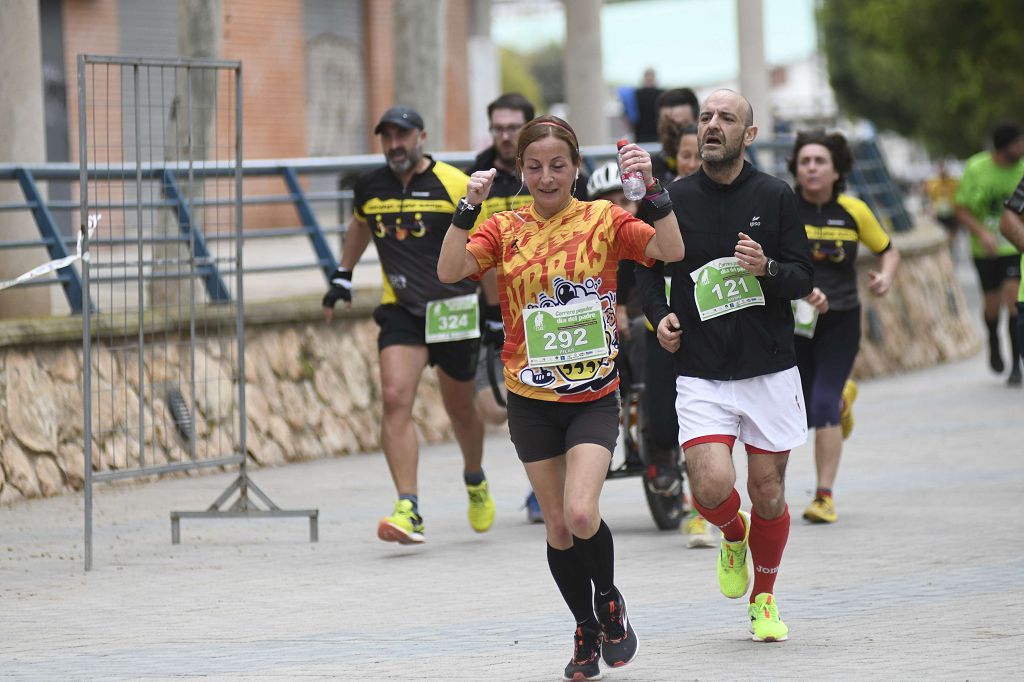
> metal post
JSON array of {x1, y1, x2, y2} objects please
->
[
  {"x1": 78, "y1": 54, "x2": 93, "y2": 572},
  {"x1": 134, "y1": 64, "x2": 147, "y2": 469},
  {"x1": 235, "y1": 65, "x2": 247, "y2": 480}
]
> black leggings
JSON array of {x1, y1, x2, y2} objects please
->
[
  {"x1": 795, "y1": 306, "x2": 861, "y2": 429},
  {"x1": 642, "y1": 329, "x2": 680, "y2": 449}
]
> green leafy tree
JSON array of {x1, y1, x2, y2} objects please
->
[
  {"x1": 820, "y1": 0, "x2": 1024, "y2": 157},
  {"x1": 500, "y1": 48, "x2": 545, "y2": 112}
]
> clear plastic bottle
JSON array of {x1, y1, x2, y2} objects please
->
[{"x1": 617, "y1": 138, "x2": 646, "y2": 201}]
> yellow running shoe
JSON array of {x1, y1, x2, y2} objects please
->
[
  {"x1": 377, "y1": 499, "x2": 425, "y2": 544},
  {"x1": 748, "y1": 593, "x2": 788, "y2": 642},
  {"x1": 717, "y1": 510, "x2": 750, "y2": 599},
  {"x1": 684, "y1": 511, "x2": 716, "y2": 549},
  {"x1": 803, "y1": 495, "x2": 837, "y2": 523},
  {"x1": 840, "y1": 379, "x2": 858, "y2": 440},
  {"x1": 466, "y1": 480, "x2": 496, "y2": 532}
]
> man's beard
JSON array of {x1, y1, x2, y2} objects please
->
[
  {"x1": 387, "y1": 147, "x2": 421, "y2": 174},
  {"x1": 700, "y1": 136, "x2": 743, "y2": 168}
]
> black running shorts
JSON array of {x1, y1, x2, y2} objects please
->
[
  {"x1": 506, "y1": 391, "x2": 620, "y2": 463},
  {"x1": 973, "y1": 255, "x2": 1021, "y2": 292},
  {"x1": 373, "y1": 304, "x2": 479, "y2": 382}
]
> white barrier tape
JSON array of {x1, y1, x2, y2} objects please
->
[{"x1": 0, "y1": 214, "x2": 101, "y2": 292}]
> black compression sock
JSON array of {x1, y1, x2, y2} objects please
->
[
  {"x1": 572, "y1": 519, "x2": 615, "y2": 601},
  {"x1": 986, "y1": 316, "x2": 1004, "y2": 372},
  {"x1": 547, "y1": 544, "x2": 598, "y2": 629}
]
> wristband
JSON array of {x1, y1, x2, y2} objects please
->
[
  {"x1": 642, "y1": 188, "x2": 673, "y2": 222},
  {"x1": 451, "y1": 197, "x2": 479, "y2": 230},
  {"x1": 644, "y1": 179, "x2": 663, "y2": 196}
]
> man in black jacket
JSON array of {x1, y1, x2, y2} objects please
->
[{"x1": 644, "y1": 89, "x2": 813, "y2": 643}]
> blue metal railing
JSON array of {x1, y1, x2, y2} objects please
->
[{"x1": 0, "y1": 137, "x2": 911, "y2": 314}]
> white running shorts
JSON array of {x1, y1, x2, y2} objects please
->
[{"x1": 675, "y1": 366, "x2": 808, "y2": 453}]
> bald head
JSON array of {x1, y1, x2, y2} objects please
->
[
  {"x1": 703, "y1": 89, "x2": 753, "y2": 127},
  {"x1": 697, "y1": 89, "x2": 759, "y2": 180}
]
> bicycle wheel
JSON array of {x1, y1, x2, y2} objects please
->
[{"x1": 637, "y1": 392, "x2": 685, "y2": 530}]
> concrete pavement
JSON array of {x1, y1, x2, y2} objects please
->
[{"x1": 1, "y1": 343, "x2": 1021, "y2": 681}]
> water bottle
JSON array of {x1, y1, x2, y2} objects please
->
[{"x1": 617, "y1": 138, "x2": 646, "y2": 201}]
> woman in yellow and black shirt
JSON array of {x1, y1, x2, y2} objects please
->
[{"x1": 788, "y1": 130, "x2": 900, "y2": 525}]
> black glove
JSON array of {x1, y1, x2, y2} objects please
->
[
  {"x1": 322, "y1": 267, "x2": 353, "y2": 309},
  {"x1": 482, "y1": 303, "x2": 505, "y2": 350}
]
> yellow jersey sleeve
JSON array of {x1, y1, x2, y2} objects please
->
[{"x1": 838, "y1": 194, "x2": 890, "y2": 254}]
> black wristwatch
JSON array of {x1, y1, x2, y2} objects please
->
[{"x1": 765, "y1": 258, "x2": 779, "y2": 277}]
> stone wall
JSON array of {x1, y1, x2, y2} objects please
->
[
  {"x1": 0, "y1": 301, "x2": 455, "y2": 506},
  {"x1": 852, "y1": 220, "x2": 979, "y2": 378},
  {"x1": 0, "y1": 219, "x2": 979, "y2": 506}
]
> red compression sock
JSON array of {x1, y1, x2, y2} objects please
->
[
  {"x1": 748, "y1": 506, "x2": 791, "y2": 602},
  {"x1": 692, "y1": 488, "x2": 745, "y2": 542}
]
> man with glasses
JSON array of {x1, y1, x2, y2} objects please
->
[{"x1": 469, "y1": 93, "x2": 537, "y2": 217}]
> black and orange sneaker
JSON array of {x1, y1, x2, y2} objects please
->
[
  {"x1": 595, "y1": 588, "x2": 638, "y2": 668},
  {"x1": 562, "y1": 624, "x2": 602, "y2": 681}
]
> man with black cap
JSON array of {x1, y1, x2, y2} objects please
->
[
  {"x1": 955, "y1": 122, "x2": 1024, "y2": 385},
  {"x1": 322, "y1": 105, "x2": 496, "y2": 543}
]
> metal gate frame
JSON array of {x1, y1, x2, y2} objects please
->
[{"x1": 78, "y1": 55, "x2": 316, "y2": 571}]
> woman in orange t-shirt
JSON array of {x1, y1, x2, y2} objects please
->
[{"x1": 438, "y1": 115, "x2": 683, "y2": 681}]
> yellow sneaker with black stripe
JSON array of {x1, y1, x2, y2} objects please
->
[
  {"x1": 466, "y1": 480, "x2": 496, "y2": 532},
  {"x1": 748, "y1": 593, "x2": 788, "y2": 642},
  {"x1": 803, "y1": 494, "x2": 837, "y2": 523},
  {"x1": 377, "y1": 499, "x2": 425, "y2": 544},
  {"x1": 717, "y1": 510, "x2": 751, "y2": 599},
  {"x1": 840, "y1": 379, "x2": 858, "y2": 440}
]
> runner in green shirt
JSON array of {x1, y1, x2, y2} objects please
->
[{"x1": 954, "y1": 123, "x2": 1024, "y2": 385}]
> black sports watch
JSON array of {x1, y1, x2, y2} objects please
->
[{"x1": 765, "y1": 258, "x2": 779, "y2": 277}]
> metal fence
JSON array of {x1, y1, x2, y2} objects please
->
[
  {"x1": 0, "y1": 136, "x2": 912, "y2": 315},
  {"x1": 77, "y1": 55, "x2": 315, "y2": 571}
]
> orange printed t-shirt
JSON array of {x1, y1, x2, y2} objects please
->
[{"x1": 466, "y1": 198, "x2": 655, "y2": 402}]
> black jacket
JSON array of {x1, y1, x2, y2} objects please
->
[{"x1": 642, "y1": 162, "x2": 813, "y2": 380}]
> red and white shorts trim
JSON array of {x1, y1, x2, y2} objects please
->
[{"x1": 675, "y1": 367, "x2": 807, "y2": 453}]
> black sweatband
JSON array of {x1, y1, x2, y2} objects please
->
[
  {"x1": 451, "y1": 204, "x2": 477, "y2": 230},
  {"x1": 642, "y1": 188, "x2": 673, "y2": 222}
]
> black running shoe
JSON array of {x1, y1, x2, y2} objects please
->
[
  {"x1": 595, "y1": 588, "x2": 638, "y2": 668},
  {"x1": 563, "y1": 625, "x2": 602, "y2": 681}
]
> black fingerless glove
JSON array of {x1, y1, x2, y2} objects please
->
[{"x1": 322, "y1": 268, "x2": 352, "y2": 309}]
